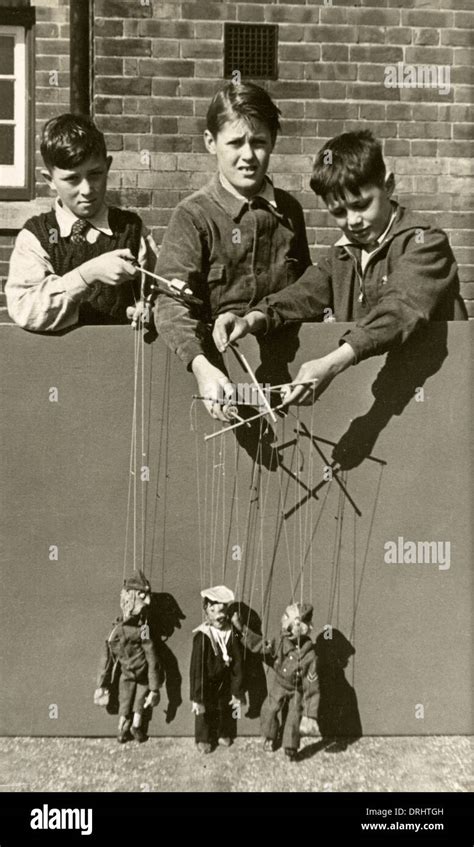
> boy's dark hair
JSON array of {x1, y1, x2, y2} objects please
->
[
  {"x1": 40, "y1": 114, "x2": 108, "y2": 170},
  {"x1": 310, "y1": 130, "x2": 386, "y2": 200},
  {"x1": 206, "y1": 82, "x2": 281, "y2": 144}
]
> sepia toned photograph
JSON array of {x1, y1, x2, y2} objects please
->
[{"x1": 0, "y1": 0, "x2": 472, "y2": 837}]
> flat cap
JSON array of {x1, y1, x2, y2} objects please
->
[{"x1": 200, "y1": 585, "x2": 235, "y2": 604}]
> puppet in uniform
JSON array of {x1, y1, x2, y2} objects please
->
[
  {"x1": 232, "y1": 602, "x2": 319, "y2": 760},
  {"x1": 94, "y1": 570, "x2": 163, "y2": 743},
  {"x1": 190, "y1": 585, "x2": 245, "y2": 754}
]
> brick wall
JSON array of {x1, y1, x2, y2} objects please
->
[
  {"x1": 92, "y1": 0, "x2": 473, "y2": 315},
  {"x1": 1, "y1": 0, "x2": 473, "y2": 316}
]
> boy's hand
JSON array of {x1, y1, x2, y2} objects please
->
[
  {"x1": 212, "y1": 310, "x2": 267, "y2": 352},
  {"x1": 213, "y1": 313, "x2": 250, "y2": 352},
  {"x1": 281, "y1": 344, "x2": 356, "y2": 406},
  {"x1": 192, "y1": 355, "x2": 235, "y2": 421},
  {"x1": 80, "y1": 249, "x2": 139, "y2": 287}
]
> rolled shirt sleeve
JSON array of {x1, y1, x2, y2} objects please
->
[
  {"x1": 6, "y1": 224, "x2": 156, "y2": 333},
  {"x1": 5, "y1": 228, "x2": 91, "y2": 332}
]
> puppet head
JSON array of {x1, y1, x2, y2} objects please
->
[
  {"x1": 120, "y1": 570, "x2": 152, "y2": 621},
  {"x1": 281, "y1": 602, "x2": 313, "y2": 641},
  {"x1": 201, "y1": 585, "x2": 234, "y2": 630}
]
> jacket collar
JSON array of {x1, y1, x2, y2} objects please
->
[
  {"x1": 205, "y1": 173, "x2": 283, "y2": 223},
  {"x1": 334, "y1": 203, "x2": 430, "y2": 260}
]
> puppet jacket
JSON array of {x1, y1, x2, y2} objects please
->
[
  {"x1": 190, "y1": 623, "x2": 245, "y2": 704},
  {"x1": 97, "y1": 616, "x2": 163, "y2": 692},
  {"x1": 240, "y1": 625, "x2": 319, "y2": 696}
]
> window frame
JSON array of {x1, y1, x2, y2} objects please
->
[{"x1": 0, "y1": 7, "x2": 35, "y2": 201}]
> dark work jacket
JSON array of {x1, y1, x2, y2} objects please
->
[
  {"x1": 97, "y1": 615, "x2": 163, "y2": 692},
  {"x1": 255, "y1": 203, "x2": 467, "y2": 363},
  {"x1": 154, "y1": 174, "x2": 311, "y2": 366},
  {"x1": 190, "y1": 623, "x2": 244, "y2": 704}
]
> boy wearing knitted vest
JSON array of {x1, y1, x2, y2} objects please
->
[{"x1": 6, "y1": 114, "x2": 157, "y2": 332}]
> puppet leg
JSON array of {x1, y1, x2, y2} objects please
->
[
  {"x1": 195, "y1": 685, "x2": 219, "y2": 751},
  {"x1": 117, "y1": 676, "x2": 135, "y2": 743},
  {"x1": 216, "y1": 681, "x2": 236, "y2": 745},
  {"x1": 260, "y1": 684, "x2": 289, "y2": 748},
  {"x1": 282, "y1": 688, "x2": 303, "y2": 755},
  {"x1": 130, "y1": 683, "x2": 150, "y2": 742}
]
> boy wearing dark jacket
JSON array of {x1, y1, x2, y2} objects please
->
[{"x1": 213, "y1": 130, "x2": 467, "y2": 406}]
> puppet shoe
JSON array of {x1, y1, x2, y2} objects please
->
[
  {"x1": 117, "y1": 721, "x2": 132, "y2": 744},
  {"x1": 197, "y1": 742, "x2": 212, "y2": 754},
  {"x1": 284, "y1": 747, "x2": 298, "y2": 761},
  {"x1": 218, "y1": 737, "x2": 232, "y2": 747},
  {"x1": 300, "y1": 716, "x2": 319, "y2": 737},
  {"x1": 263, "y1": 738, "x2": 274, "y2": 753},
  {"x1": 131, "y1": 726, "x2": 148, "y2": 743}
]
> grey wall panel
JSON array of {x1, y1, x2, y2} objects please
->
[{"x1": 0, "y1": 323, "x2": 471, "y2": 736}]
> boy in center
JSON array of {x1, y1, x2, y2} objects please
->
[{"x1": 153, "y1": 82, "x2": 311, "y2": 421}]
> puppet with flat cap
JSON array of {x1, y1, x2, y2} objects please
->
[
  {"x1": 190, "y1": 585, "x2": 245, "y2": 754},
  {"x1": 232, "y1": 602, "x2": 320, "y2": 760},
  {"x1": 94, "y1": 570, "x2": 163, "y2": 743}
]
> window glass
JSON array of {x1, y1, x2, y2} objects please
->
[
  {"x1": 0, "y1": 124, "x2": 14, "y2": 165},
  {"x1": 0, "y1": 35, "x2": 14, "y2": 74},
  {"x1": 0, "y1": 79, "x2": 14, "y2": 121}
]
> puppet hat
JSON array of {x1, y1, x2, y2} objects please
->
[
  {"x1": 200, "y1": 585, "x2": 234, "y2": 604},
  {"x1": 123, "y1": 570, "x2": 151, "y2": 593},
  {"x1": 282, "y1": 602, "x2": 313, "y2": 626}
]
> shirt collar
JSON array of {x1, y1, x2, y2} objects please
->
[
  {"x1": 219, "y1": 173, "x2": 277, "y2": 208},
  {"x1": 208, "y1": 173, "x2": 279, "y2": 221},
  {"x1": 334, "y1": 202, "x2": 398, "y2": 251},
  {"x1": 54, "y1": 199, "x2": 113, "y2": 237}
]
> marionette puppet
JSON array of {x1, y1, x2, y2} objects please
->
[
  {"x1": 190, "y1": 585, "x2": 245, "y2": 754},
  {"x1": 232, "y1": 602, "x2": 320, "y2": 761},
  {"x1": 94, "y1": 570, "x2": 163, "y2": 743}
]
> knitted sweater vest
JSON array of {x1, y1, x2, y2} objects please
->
[{"x1": 23, "y1": 208, "x2": 142, "y2": 324}]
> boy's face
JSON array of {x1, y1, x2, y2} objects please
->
[
  {"x1": 42, "y1": 154, "x2": 112, "y2": 219},
  {"x1": 204, "y1": 115, "x2": 274, "y2": 199},
  {"x1": 324, "y1": 175, "x2": 394, "y2": 245}
]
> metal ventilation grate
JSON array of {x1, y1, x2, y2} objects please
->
[{"x1": 224, "y1": 23, "x2": 278, "y2": 80}]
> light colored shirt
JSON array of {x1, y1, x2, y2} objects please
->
[{"x1": 5, "y1": 199, "x2": 158, "y2": 332}]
